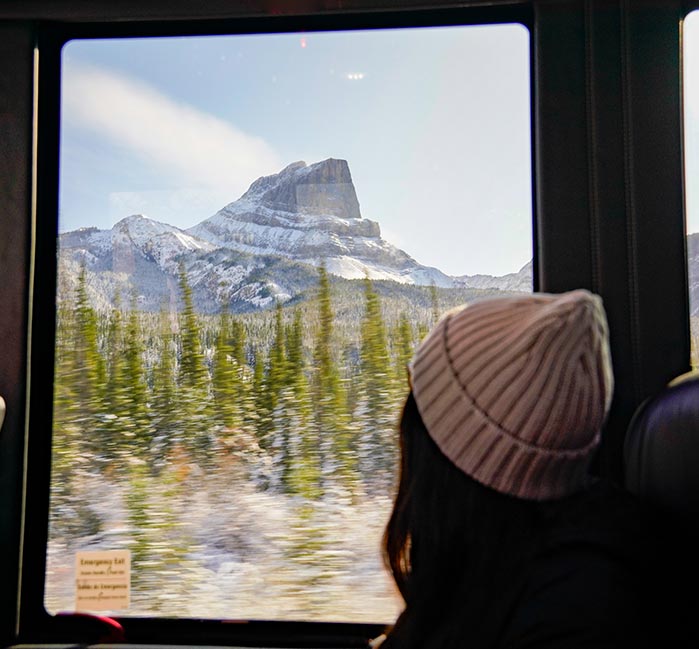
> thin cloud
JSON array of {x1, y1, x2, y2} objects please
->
[{"x1": 62, "y1": 63, "x2": 282, "y2": 195}]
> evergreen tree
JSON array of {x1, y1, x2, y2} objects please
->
[
  {"x1": 50, "y1": 267, "x2": 108, "y2": 535},
  {"x1": 393, "y1": 313, "x2": 415, "y2": 386},
  {"x1": 429, "y1": 281, "x2": 440, "y2": 325},
  {"x1": 311, "y1": 264, "x2": 354, "y2": 491},
  {"x1": 150, "y1": 307, "x2": 180, "y2": 467},
  {"x1": 53, "y1": 301, "x2": 77, "y2": 437},
  {"x1": 104, "y1": 292, "x2": 125, "y2": 423},
  {"x1": 251, "y1": 345, "x2": 270, "y2": 448},
  {"x1": 229, "y1": 316, "x2": 254, "y2": 430},
  {"x1": 51, "y1": 299, "x2": 87, "y2": 536},
  {"x1": 176, "y1": 262, "x2": 212, "y2": 462},
  {"x1": 266, "y1": 302, "x2": 293, "y2": 490},
  {"x1": 357, "y1": 276, "x2": 395, "y2": 487},
  {"x1": 122, "y1": 296, "x2": 150, "y2": 456},
  {"x1": 267, "y1": 307, "x2": 321, "y2": 496},
  {"x1": 212, "y1": 309, "x2": 244, "y2": 431},
  {"x1": 230, "y1": 317, "x2": 247, "y2": 366},
  {"x1": 267, "y1": 301, "x2": 288, "y2": 413},
  {"x1": 177, "y1": 262, "x2": 206, "y2": 390},
  {"x1": 286, "y1": 309, "x2": 304, "y2": 380},
  {"x1": 72, "y1": 265, "x2": 107, "y2": 447},
  {"x1": 287, "y1": 309, "x2": 320, "y2": 497}
]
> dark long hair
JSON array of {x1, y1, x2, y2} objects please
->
[{"x1": 382, "y1": 392, "x2": 571, "y2": 649}]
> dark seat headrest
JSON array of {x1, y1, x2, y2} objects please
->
[{"x1": 624, "y1": 372, "x2": 699, "y2": 528}]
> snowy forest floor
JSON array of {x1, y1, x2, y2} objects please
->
[{"x1": 45, "y1": 468, "x2": 402, "y2": 623}]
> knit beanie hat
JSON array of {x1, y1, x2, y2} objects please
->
[{"x1": 409, "y1": 289, "x2": 613, "y2": 501}]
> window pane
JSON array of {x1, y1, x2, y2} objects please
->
[
  {"x1": 48, "y1": 23, "x2": 532, "y2": 621},
  {"x1": 684, "y1": 11, "x2": 699, "y2": 368}
]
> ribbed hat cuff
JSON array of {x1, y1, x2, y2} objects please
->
[{"x1": 411, "y1": 314, "x2": 600, "y2": 501}]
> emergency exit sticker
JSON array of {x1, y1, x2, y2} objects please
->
[{"x1": 75, "y1": 550, "x2": 130, "y2": 611}]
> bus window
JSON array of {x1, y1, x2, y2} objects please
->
[
  {"x1": 47, "y1": 23, "x2": 532, "y2": 622},
  {"x1": 684, "y1": 10, "x2": 699, "y2": 369}
]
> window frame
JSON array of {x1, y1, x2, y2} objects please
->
[{"x1": 20, "y1": 5, "x2": 536, "y2": 646}]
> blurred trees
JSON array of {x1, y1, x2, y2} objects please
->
[{"x1": 52, "y1": 264, "x2": 432, "y2": 505}]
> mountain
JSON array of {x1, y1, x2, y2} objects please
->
[
  {"x1": 187, "y1": 159, "x2": 453, "y2": 287},
  {"x1": 58, "y1": 216, "x2": 216, "y2": 311},
  {"x1": 58, "y1": 158, "x2": 533, "y2": 313},
  {"x1": 61, "y1": 215, "x2": 215, "y2": 273},
  {"x1": 454, "y1": 261, "x2": 532, "y2": 294},
  {"x1": 58, "y1": 216, "x2": 326, "y2": 313}
]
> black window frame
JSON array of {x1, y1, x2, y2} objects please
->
[{"x1": 20, "y1": 4, "x2": 536, "y2": 647}]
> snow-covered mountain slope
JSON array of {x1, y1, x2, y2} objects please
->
[
  {"x1": 454, "y1": 261, "x2": 533, "y2": 293},
  {"x1": 58, "y1": 215, "x2": 319, "y2": 312},
  {"x1": 187, "y1": 158, "x2": 453, "y2": 287},
  {"x1": 113, "y1": 214, "x2": 215, "y2": 272},
  {"x1": 61, "y1": 215, "x2": 215, "y2": 271},
  {"x1": 58, "y1": 159, "x2": 536, "y2": 313}
]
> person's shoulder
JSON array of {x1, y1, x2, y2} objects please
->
[
  {"x1": 544, "y1": 480, "x2": 652, "y2": 556},
  {"x1": 498, "y1": 482, "x2": 652, "y2": 649},
  {"x1": 499, "y1": 549, "x2": 647, "y2": 648}
]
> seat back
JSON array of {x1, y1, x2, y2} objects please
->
[
  {"x1": 624, "y1": 371, "x2": 699, "y2": 529},
  {"x1": 624, "y1": 372, "x2": 699, "y2": 648}
]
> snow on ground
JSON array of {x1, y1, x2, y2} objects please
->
[{"x1": 45, "y1": 472, "x2": 402, "y2": 623}]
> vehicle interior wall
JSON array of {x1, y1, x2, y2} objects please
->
[
  {"x1": 535, "y1": 0, "x2": 689, "y2": 477},
  {"x1": 0, "y1": 21, "x2": 35, "y2": 649},
  {"x1": 0, "y1": 0, "x2": 692, "y2": 646}
]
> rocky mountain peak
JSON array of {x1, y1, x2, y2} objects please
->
[
  {"x1": 240, "y1": 158, "x2": 361, "y2": 220},
  {"x1": 116, "y1": 213, "x2": 149, "y2": 224},
  {"x1": 113, "y1": 213, "x2": 166, "y2": 234}
]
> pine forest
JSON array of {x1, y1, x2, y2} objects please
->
[{"x1": 46, "y1": 262, "x2": 497, "y2": 621}]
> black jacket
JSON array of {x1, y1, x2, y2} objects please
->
[
  {"x1": 493, "y1": 484, "x2": 652, "y2": 649},
  {"x1": 380, "y1": 483, "x2": 657, "y2": 649}
]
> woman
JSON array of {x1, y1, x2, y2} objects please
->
[{"x1": 379, "y1": 290, "x2": 650, "y2": 649}]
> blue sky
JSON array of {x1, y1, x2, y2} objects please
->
[
  {"x1": 684, "y1": 11, "x2": 699, "y2": 239},
  {"x1": 60, "y1": 24, "x2": 533, "y2": 276}
]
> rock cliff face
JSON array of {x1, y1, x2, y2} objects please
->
[
  {"x1": 240, "y1": 159, "x2": 363, "y2": 221},
  {"x1": 187, "y1": 159, "x2": 388, "y2": 263}
]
